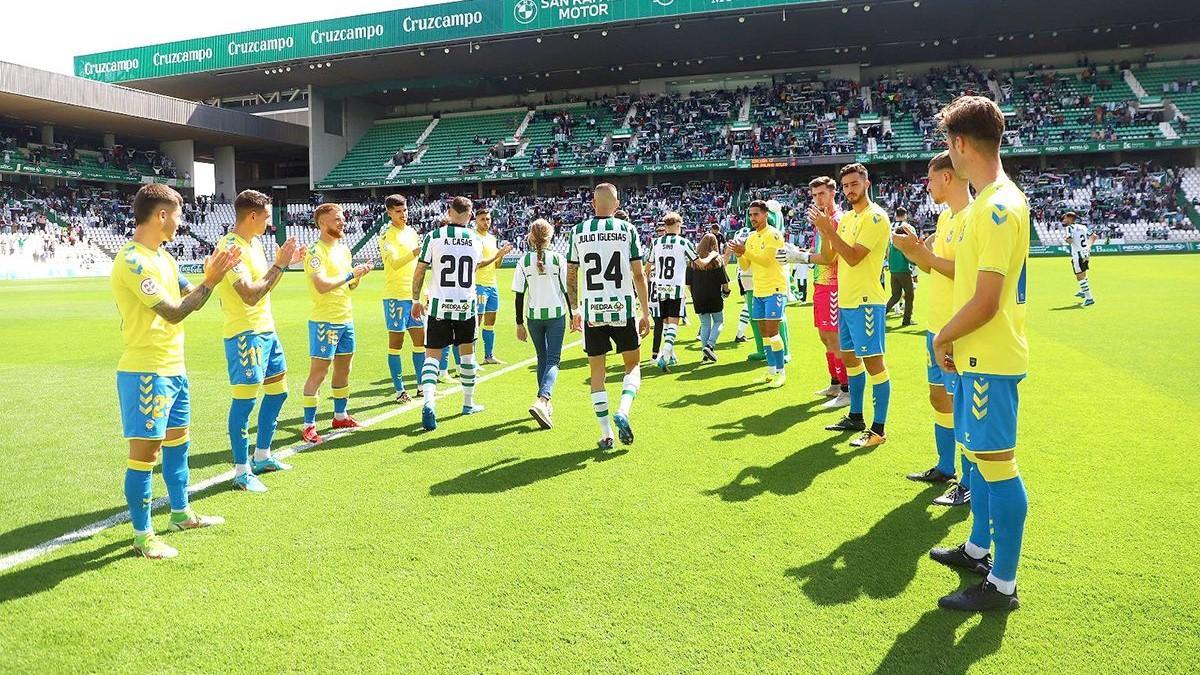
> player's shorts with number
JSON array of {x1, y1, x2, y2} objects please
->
[
  {"x1": 925, "y1": 331, "x2": 950, "y2": 387},
  {"x1": 953, "y1": 372, "x2": 1024, "y2": 452},
  {"x1": 426, "y1": 316, "x2": 476, "y2": 350},
  {"x1": 751, "y1": 292, "x2": 786, "y2": 320},
  {"x1": 308, "y1": 321, "x2": 356, "y2": 359},
  {"x1": 383, "y1": 299, "x2": 424, "y2": 332},
  {"x1": 838, "y1": 304, "x2": 886, "y2": 357},
  {"x1": 812, "y1": 283, "x2": 839, "y2": 331},
  {"x1": 475, "y1": 285, "x2": 500, "y2": 314},
  {"x1": 583, "y1": 319, "x2": 640, "y2": 357},
  {"x1": 116, "y1": 372, "x2": 190, "y2": 439},
  {"x1": 224, "y1": 331, "x2": 287, "y2": 386}
]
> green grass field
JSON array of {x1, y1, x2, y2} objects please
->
[{"x1": 0, "y1": 255, "x2": 1197, "y2": 672}]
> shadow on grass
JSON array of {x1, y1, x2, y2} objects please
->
[
  {"x1": 872, "y1": 609, "x2": 1009, "y2": 674},
  {"x1": 403, "y1": 417, "x2": 540, "y2": 454},
  {"x1": 430, "y1": 447, "x2": 629, "y2": 495},
  {"x1": 1049, "y1": 304, "x2": 1084, "y2": 311},
  {"x1": 784, "y1": 494, "x2": 968, "y2": 605},
  {"x1": 663, "y1": 383, "x2": 761, "y2": 409},
  {"x1": 0, "y1": 540, "x2": 130, "y2": 606},
  {"x1": 707, "y1": 399, "x2": 824, "y2": 439},
  {"x1": 0, "y1": 506, "x2": 126, "y2": 557},
  {"x1": 704, "y1": 437, "x2": 877, "y2": 502}
]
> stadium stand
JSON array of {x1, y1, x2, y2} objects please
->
[
  {"x1": 0, "y1": 125, "x2": 181, "y2": 184},
  {"x1": 319, "y1": 60, "x2": 1200, "y2": 190}
]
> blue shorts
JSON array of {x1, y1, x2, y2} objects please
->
[
  {"x1": 224, "y1": 331, "x2": 287, "y2": 385},
  {"x1": 838, "y1": 304, "x2": 886, "y2": 357},
  {"x1": 383, "y1": 299, "x2": 424, "y2": 332},
  {"x1": 926, "y1": 331, "x2": 949, "y2": 387},
  {"x1": 751, "y1": 293, "x2": 786, "y2": 320},
  {"x1": 116, "y1": 372, "x2": 190, "y2": 439},
  {"x1": 476, "y1": 285, "x2": 500, "y2": 314},
  {"x1": 954, "y1": 372, "x2": 1024, "y2": 452},
  {"x1": 308, "y1": 321, "x2": 356, "y2": 360}
]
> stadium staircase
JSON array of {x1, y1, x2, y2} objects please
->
[
  {"x1": 322, "y1": 117, "x2": 433, "y2": 186},
  {"x1": 1131, "y1": 61, "x2": 1200, "y2": 143}
]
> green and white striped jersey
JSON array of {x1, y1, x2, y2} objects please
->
[
  {"x1": 566, "y1": 216, "x2": 644, "y2": 326},
  {"x1": 511, "y1": 249, "x2": 570, "y2": 321},
  {"x1": 650, "y1": 233, "x2": 698, "y2": 300},
  {"x1": 419, "y1": 224, "x2": 481, "y2": 321}
]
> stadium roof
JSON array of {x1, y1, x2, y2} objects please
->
[
  {"x1": 0, "y1": 62, "x2": 308, "y2": 151},
  {"x1": 75, "y1": 0, "x2": 1200, "y2": 105}
]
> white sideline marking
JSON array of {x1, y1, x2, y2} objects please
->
[{"x1": 0, "y1": 340, "x2": 583, "y2": 573}]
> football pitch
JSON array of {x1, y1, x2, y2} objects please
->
[{"x1": 0, "y1": 254, "x2": 1196, "y2": 672}]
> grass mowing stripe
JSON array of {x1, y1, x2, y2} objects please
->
[{"x1": 0, "y1": 339, "x2": 582, "y2": 573}]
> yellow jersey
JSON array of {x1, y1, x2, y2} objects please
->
[
  {"x1": 304, "y1": 238, "x2": 355, "y2": 324},
  {"x1": 836, "y1": 201, "x2": 890, "y2": 309},
  {"x1": 381, "y1": 224, "x2": 421, "y2": 301},
  {"x1": 739, "y1": 225, "x2": 788, "y2": 297},
  {"x1": 215, "y1": 232, "x2": 275, "y2": 338},
  {"x1": 952, "y1": 176, "x2": 1029, "y2": 376},
  {"x1": 926, "y1": 207, "x2": 965, "y2": 333},
  {"x1": 473, "y1": 231, "x2": 499, "y2": 287},
  {"x1": 111, "y1": 241, "x2": 186, "y2": 376}
]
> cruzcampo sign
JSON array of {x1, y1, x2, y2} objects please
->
[{"x1": 75, "y1": 0, "x2": 823, "y2": 83}]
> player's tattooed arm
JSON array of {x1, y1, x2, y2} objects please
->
[
  {"x1": 229, "y1": 236, "x2": 300, "y2": 305},
  {"x1": 565, "y1": 263, "x2": 579, "y2": 310},
  {"x1": 153, "y1": 247, "x2": 240, "y2": 324},
  {"x1": 411, "y1": 262, "x2": 428, "y2": 305}
]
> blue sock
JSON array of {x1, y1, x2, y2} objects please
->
[
  {"x1": 440, "y1": 348, "x2": 450, "y2": 372},
  {"x1": 333, "y1": 392, "x2": 348, "y2": 415},
  {"x1": 772, "y1": 347, "x2": 785, "y2": 370},
  {"x1": 228, "y1": 398, "x2": 256, "y2": 465},
  {"x1": 871, "y1": 372, "x2": 891, "y2": 427},
  {"x1": 966, "y1": 457, "x2": 992, "y2": 550},
  {"x1": 848, "y1": 367, "x2": 867, "y2": 415},
  {"x1": 162, "y1": 439, "x2": 190, "y2": 512},
  {"x1": 387, "y1": 349, "x2": 404, "y2": 393},
  {"x1": 256, "y1": 391, "x2": 287, "y2": 450},
  {"x1": 988, "y1": 475, "x2": 1029, "y2": 583},
  {"x1": 482, "y1": 329, "x2": 496, "y2": 358},
  {"x1": 124, "y1": 467, "x2": 152, "y2": 533},
  {"x1": 934, "y1": 423, "x2": 956, "y2": 475},
  {"x1": 452, "y1": 344, "x2": 462, "y2": 367},
  {"x1": 411, "y1": 350, "x2": 425, "y2": 384}
]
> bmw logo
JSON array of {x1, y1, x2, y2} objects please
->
[{"x1": 514, "y1": 0, "x2": 538, "y2": 24}]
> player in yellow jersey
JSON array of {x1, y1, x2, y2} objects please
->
[
  {"x1": 727, "y1": 200, "x2": 789, "y2": 388},
  {"x1": 380, "y1": 194, "x2": 426, "y2": 404},
  {"x1": 112, "y1": 184, "x2": 239, "y2": 559},
  {"x1": 812, "y1": 163, "x2": 892, "y2": 448},
  {"x1": 928, "y1": 96, "x2": 1030, "y2": 612},
  {"x1": 472, "y1": 208, "x2": 514, "y2": 365},
  {"x1": 214, "y1": 190, "x2": 305, "y2": 493},
  {"x1": 299, "y1": 203, "x2": 372, "y2": 444},
  {"x1": 892, "y1": 152, "x2": 973, "y2": 506}
]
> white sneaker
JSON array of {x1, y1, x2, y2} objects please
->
[
  {"x1": 822, "y1": 391, "x2": 851, "y2": 409},
  {"x1": 815, "y1": 384, "x2": 841, "y2": 397},
  {"x1": 529, "y1": 399, "x2": 552, "y2": 429}
]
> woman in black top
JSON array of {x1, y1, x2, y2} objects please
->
[{"x1": 687, "y1": 232, "x2": 730, "y2": 363}]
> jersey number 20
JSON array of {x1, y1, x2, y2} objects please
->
[
  {"x1": 439, "y1": 254, "x2": 475, "y2": 288},
  {"x1": 584, "y1": 252, "x2": 623, "y2": 291}
]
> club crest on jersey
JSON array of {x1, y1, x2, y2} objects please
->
[
  {"x1": 309, "y1": 256, "x2": 321, "y2": 270},
  {"x1": 140, "y1": 278, "x2": 159, "y2": 296}
]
